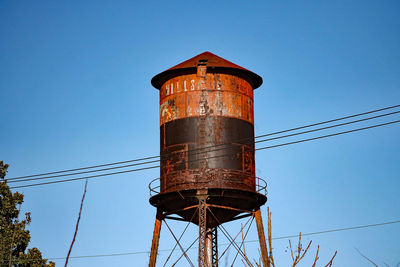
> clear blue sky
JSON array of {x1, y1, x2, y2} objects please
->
[{"x1": 1, "y1": 1, "x2": 399, "y2": 266}]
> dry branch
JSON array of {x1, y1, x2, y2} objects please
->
[
  {"x1": 267, "y1": 207, "x2": 275, "y2": 267},
  {"x1": 355, "y1": 247, "x2": 377, "y2": 267},
  {"x1": 324, "y1": 251, "x2": 337, "y2": 267},
  {"x1": 65, "y1": 179, "x2": 88, "y2": 267},
  {"x1": 312, "y1": 245, "x2": 320, "y2": 267}
]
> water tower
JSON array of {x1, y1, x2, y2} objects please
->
[{"x1": 148, "y1": 52, "x2": 268, "y2": 266}]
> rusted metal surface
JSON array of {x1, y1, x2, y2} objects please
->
[
  {"x1": 211, "y1": 227, "x2": 218, "y2": 267},
  {"x1": 150, "y1": 186, "x2": 267, "y2": 227},
  {"x1": 197, "y1": 193, "x2": 218, "y2": 267},
  {"x1": 157, "y1": 54, "x2": 260, "y2": 204},
  {"x1": 149, "y1": 177, "x2": 267, "y2": 227},
  {"x1": 160, "y1": 117, "x2": 256, "y2": 193},
  {"x1": 149, "y1": 51, "x2": 268, "y2": 266},
  {"x1": 205, "y1": 229, "x2": 213, "y2": 267},
  {"x1": 148, "y1": 210, "x2": 163, "y2": 267},
  {"x1": 198, "y1": 194, "x2": 208, "y2": 267},
  {"x1": 159, "y1": 73, "x2": 254, "y2": 125},
  {"x1": 149, "y1": 177, "x2": 267, "y2": 197},
  {"x1": 254, "y1": 209, "x2": 270, "y2": 267},
  {"x1": 151, "y1": 51, "x2": 263, "y2": 90}
]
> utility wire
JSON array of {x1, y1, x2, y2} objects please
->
[
  {"x1": 256, "y1": 219, "x2": 400, "y2": 241},
  {"x1": 254, "y1": 104, "x2": 399, "y2": 140},
  {"x1": 6, "y1": 159, "x2": 159, "y2": 184},
  {"x1": 7, "y1": 104, "x2": 399, "y2": 181},
  {"x1": 3, "y1": 219, "x2": 399, "y2": 262},
  {"x1": 255, "y1": 120, "x2": 399, "y2": 152},
  {"x1": 254, "y1": 110, "x2": 399, "y2": 144},
  {"x1": 6, "y1": 109, "x2": 400, "y2": 184},
  {"x1": 9, "y1": 165, "x2": 160, "y2": 189},
  {"x1": 9, "y1": 119, "x2": 400, "y2": 189}
]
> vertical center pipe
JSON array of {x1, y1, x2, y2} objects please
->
[
  {"x1": 205, "y1": 229, "x2": 213, "y2": 267},
  {"x1": 198, "y1": 195, "x2": 207, "y2": 267}
]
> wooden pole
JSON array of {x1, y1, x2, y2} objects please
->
[
  {"x1": 149, "y1": 209, "x2": 163, "y2": 267},
  {"x1": 254, "y1": 209, "x2": 270, "y2": 267}
]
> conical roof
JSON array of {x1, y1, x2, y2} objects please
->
[{"x1": 151, "y1": 51, "x2": 263, "y2": 89}]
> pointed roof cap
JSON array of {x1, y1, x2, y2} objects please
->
[{"x1": 151, "y1": 51, "x2": 263, "y2": 90}]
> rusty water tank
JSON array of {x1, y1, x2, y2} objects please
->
[{"x1": 149, "y1": 52, "x2": 267, "y2": 227}]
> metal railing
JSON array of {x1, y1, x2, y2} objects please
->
[
  {"x1": 149, "y1": 176, "x2": 268, "y2": 197},
  {"x1": 255, "y1": 176, "x2": 268, "y2": 196},
  {"x1": 149, "y1": 178, "x2": 161, "y2": 197}
]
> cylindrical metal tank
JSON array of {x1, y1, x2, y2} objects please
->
[{"x1": 150, "y1": 52, "x2": 266, "y2": 226}]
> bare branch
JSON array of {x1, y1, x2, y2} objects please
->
[
  {"x1": 224, "y1": 247, "x2": 230, "y2": 267},
  {"x1": 297, "y1": 240, "x2": 312, "y2": 263},
  {"x1": 267, "y1": 207, "x2": 275, "y2": 267},
  {"x1": 290, "y1": 233, "x2": 312, "y2": 266},
  {"x1": 242, "y1": 259, "x2": 249, "y2": 267},
  {"x1": 241, "y1": 223, "x2": 247, "y2": 259},
  {"x1": 255, "y1": 248, "x2": 262, "y2": 267},
  {"x1": 324, "y1": 251, "x2": 337, "y2": 267},
  {"x1": 354, "y1": 247, "x2": 378, "y2": 267},
  {"x1": 312, "y1": 245, "x2": 320, "y2": 267},
  {"x1": 289, "y1": 240, "x2": 295, "y2": 263},
  {"x1": 65, "y1": 179, "x2": 88, "y2": 267},
  {"x1": 297, "y1": 232, "x2": 302, "y2": 259},
  {"x1": 291, "y1": 232, "x2": 303, "y2": 265}
]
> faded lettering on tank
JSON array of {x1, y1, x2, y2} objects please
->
[
  {"x1": 160, "y1": 99, "x2": 176, "y2": 123},
  {"x1": 159, "y1": 73, "x2": 254, "y2": 125},
  {"x1": 214, "y1": 91, "x2": 224, "y2": 116},
  {"x1": 190, "y1": 80, "x2": 195, "y2": 90},
  {"x1": 166, "y1": 84, "x2": 170, "y2": 96}
]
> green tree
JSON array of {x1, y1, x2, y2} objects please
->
[{"x1": 0, "y1": 161, "x2": 55, "y2": 267}]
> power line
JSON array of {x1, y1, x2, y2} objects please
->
[
  {"x1": 6, "y1": 109, "x2": 400, "y2": 185},
  {"x1": 4, "y1": 219, "x2": 399, "y2": 262},
  {"x1": 254, "y1": 104, "x2": 399, "y2": 140},
  {"x1": 8, "y1": 165, "x2": 160, "y2": 189},
  {"x1": 266, "y1": 219, "x2": 400, "y2": 240},
  {"x1": 7, "y1": 104, "x2": 399, "y2": 181},
  {"x1": 255, "y1": 119, "x2": 400, "y2": 152},
  {"x1": 6, "y1": 159, "x2": 159, "y2": 184},
  {"x1": 254, "y1": 110, "x2": 399, "y2": 144},
  {"x1": 9, "y1": 119, "x2": 400, "y2": 189}
]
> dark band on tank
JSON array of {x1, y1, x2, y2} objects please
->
[
  {"x1": 161, "y1": 116, "x2": 254, "y2": 147},
  {"x1": 160, "y1": 116, "x2": 254, "y2": 171}
]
